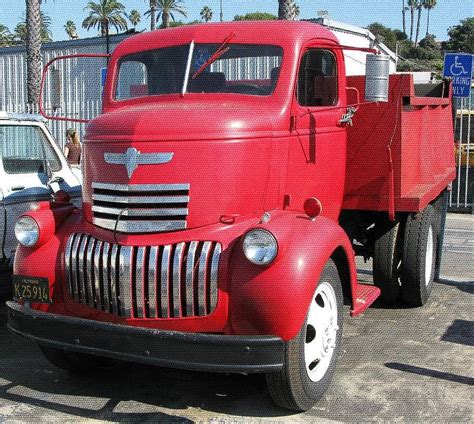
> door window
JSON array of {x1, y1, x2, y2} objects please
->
[
  {"x1": 297, "y1": 49, "x2": 338, "y2": 107},
  {"x1": 0, "y1": 125, "x2": 61, "y2": 175}
]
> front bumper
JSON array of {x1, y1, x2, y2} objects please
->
[{"x1": 7, "y1": 301, "x2": 285, "y2": 373}]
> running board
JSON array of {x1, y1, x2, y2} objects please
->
[{"x1": 350, "y1": 284, "x2": 381, "y2": 317}]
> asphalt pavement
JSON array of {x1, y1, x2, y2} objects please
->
[{"x1": 0, "y1": 213, "x2": 472, "y2": 423}]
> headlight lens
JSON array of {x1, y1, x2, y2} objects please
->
[
  {"x1": 243, "y1": 229, "x2": 278, "y2": 266},
  {"x1": 15, "y1": 216, "x2": 40, "y2": 247}
]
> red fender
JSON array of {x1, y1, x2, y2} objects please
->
[{"x1": 229, "y1": 212, "x2": 358, "y2": 341}]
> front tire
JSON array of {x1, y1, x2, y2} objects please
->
[
  {"x1": 401, "y1": 205, "x2": 437, "y2": 306},
  {"x1": 266, "y1": 260, "x2": 343, "y2": 411}
]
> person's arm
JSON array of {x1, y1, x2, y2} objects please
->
[{"x1": 63, "y1": 146, "x2": 69, "y2": 159}]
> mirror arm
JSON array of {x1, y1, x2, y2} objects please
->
[{"x1": 40, "y1": 53, "x2": 110, "y2": 123}]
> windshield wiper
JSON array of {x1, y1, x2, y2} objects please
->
[{"x1": 191, "y1": 32, "x2": 235, "y2": 80}]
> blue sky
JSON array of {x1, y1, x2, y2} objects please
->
[{"x1": 0, "y1": 0, "x2": 472, "y2": 42}]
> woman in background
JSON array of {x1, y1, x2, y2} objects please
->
[{"x1": 63, "y1": 128, "x2": 81, "y2": 167}]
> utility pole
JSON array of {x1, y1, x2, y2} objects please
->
[{"x1": 220, "y1": 0, "x2": 223, "y2": 22}]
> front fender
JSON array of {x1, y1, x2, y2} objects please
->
[{"x1": 229, "y1": 212, "x2": 357, "y2": 341}]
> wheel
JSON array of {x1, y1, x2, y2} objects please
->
[
  {"x1": 372, "y1": 219, "x2": 404, "y2": 304},
  {"x1": 39, "y1": 345, "x2": 122, "y2": 374},
  {"x1": 401, "y1": 205, "x2": 437, "y2": 306},
  {"x1": 266, "y1": 260, "x2": 343, "y2": 411}
]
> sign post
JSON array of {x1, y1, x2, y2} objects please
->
[{"x1": 443, "y1": 53, "x2": 473, "y2": 98}]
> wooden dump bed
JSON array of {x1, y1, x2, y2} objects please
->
[{"x1": 343, "y1": 74, "x2": 456, "y2": 214}]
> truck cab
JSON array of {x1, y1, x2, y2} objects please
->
[{"x1": 7, "y1": 21, "x2": 455, "y2": 412}]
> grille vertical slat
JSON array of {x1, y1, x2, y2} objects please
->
[
  {"x1": 198, "y1": 241, "x2": 212, "y2": 316},
  {"x1": 93, "y1": 240, "x2": 103, "y2": 309},
  {"x1": 185, "y1": 241, "x2": 198, "y2": 316},
  {"x1": 70, "y1": 234, "x2": 82, "y2": 301},
  {"x1": 135, "y1": 247, "x2": 146, "y2": 318},
  {"x1": 210, "y1": 243, "x2": 221, "y2": 312},
  {"x1": 172, "y1": 243, "x2": 185, "y2": 317},
  {"x1": 78, "y1": 235, "x2": 88, "y2": 303},
  {"x1": 65, "y1": 234, "x2": 75, "y2": 298},
  {"x1": 161, "y1": 245, "x2": 171, "y2": 318},
  {"x1": 119, "y1": 246, "x2": 133, "y2": 318},
  {"x1": 110, "y1": 245, "x2": 119, "y2": 315},
  {"x1": 148, "y1": 246, "x2": 159, "y2": 318},
  {"x1": 86, "y1": 238, "x2": 96, "y2": 307},
  {"x1": 102, "y1": 242, "x2": 111, "y2": 313},
  {"x1": 65, "y1": 234, "x2": 220, "y2": 319}
]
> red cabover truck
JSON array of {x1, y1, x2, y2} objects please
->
[{"x1": 8, "y1": 21, "x2": 455, "y2": 411}]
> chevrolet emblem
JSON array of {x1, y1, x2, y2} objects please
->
[{"x1": 104, "y1": 148, "x2": 174, "y2": 178}]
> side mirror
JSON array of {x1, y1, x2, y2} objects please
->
[{"x1": 365, "y1": 54, "x2": 390, "y2": 102}]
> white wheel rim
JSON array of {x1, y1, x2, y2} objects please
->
[
  {"x1": 304, "y1": 281, "x2": 339, "y2": 382},
  {"x1": 425, "y1": 225, "x2": 434, "y2": 287}
]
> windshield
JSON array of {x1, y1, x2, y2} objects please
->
[{"x1": 115, "y1": 43, "x2": 283, "y2": 99}]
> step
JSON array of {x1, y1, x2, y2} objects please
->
[{"x1": 350, "y1": 283, "x2": 381, "y2": 317}]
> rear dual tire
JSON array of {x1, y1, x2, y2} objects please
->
[{"x1": 373, "y1": 205, "x2": 438, "y2": 307}]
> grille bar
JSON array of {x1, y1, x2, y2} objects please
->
[
  {"x1": 65, "y1": 234, "x2": 221, "y2": 319},
  {"x1": 92, "y1": 182, "x2": 190, "y2": 234}
]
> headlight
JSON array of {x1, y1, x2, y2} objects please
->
[
  {"x1": 243, "y1": 229, "x2": 278, "y2": 266},
  {"x1": 15, "y1": 216, "x2": 40, "y2": 247}
]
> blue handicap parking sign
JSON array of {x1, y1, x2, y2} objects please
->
[{"x1": 443, "y1": 53, "x2": 473, "y2": 98}]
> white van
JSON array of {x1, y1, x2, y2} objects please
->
[{"x1": 0, "y1": 112, "x2": 81, "y2": 270}]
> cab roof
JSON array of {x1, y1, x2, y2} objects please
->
[
  {"x1": 0, "y1": 111, "x2": 46, "y2": 122},
  {"x1": 113, "y1": 21, "x2": 339, "y2": 58}
]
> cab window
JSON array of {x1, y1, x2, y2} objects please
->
[{"x1": 297, "y1": 49, "x2": 338, "y2": 107}]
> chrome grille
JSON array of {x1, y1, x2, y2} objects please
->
[
  {"x1": 91, "y1": 182, "x2": 190, "y2": 233},
  {"x1": 65, "y1": 233, "x2": 221, "y2": 319}
]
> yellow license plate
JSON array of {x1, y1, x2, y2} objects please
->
[{"x1": 12, "y1": 275, "x2": 51, "y2": 304}]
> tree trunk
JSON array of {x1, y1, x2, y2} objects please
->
[
  {"x1": 415, "y1": 5, "x2": 422, "y2": 45},
  {"x1": 101, "y1": 21, "x2": 107, "y2": 37},
  {"x1": 426, "y1": 9, "x2": 431, "y2": 37},
  {"x1": 162, "y1": 11, "x2": 170, "y2": 28},
  {"x1": 402, "y1": 0, "x2": 406, "y2": 36},
  {"x1": 278, "y1": 0, "x2": 293, "y2": 20},
  {"x1": 150, "y1": 5, "x2": 156, "y2": 31},
  {"x1": 26, "y1": 0, "x2": 42, "y2": 105},
  {"x1": 409, "y1": 5, "x2": 414, "y2": 42}
]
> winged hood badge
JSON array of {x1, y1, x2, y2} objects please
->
[{"x1": 104, "y1": 148, "x2": 174, "y2": 178}]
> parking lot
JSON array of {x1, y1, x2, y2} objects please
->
[{"x1": 0, "y1": 213, "x2": 472, "y2": 422}]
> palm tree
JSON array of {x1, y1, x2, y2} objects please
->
[
  {"x1": 414, "y1": 0, "x2": 423, "y2": 45},
  {"x1": 25, "y1": 0, "x2": 42, "y2": 105},
  {"x1": 0, "y1": 24, "x2": 13, "y2": 47},
  {"x1": 424, "y1": 0, "x2": 436, "y2": 36},
  {"x1": 402, "y1": 0, "x2": 407, "y2": 36},
  {"x1": 291, "y1": 2, "x2": 300, "y2": 20},
  {"x1": 145, "y1": 0, "x2": 187, "y2": 29},
  {"x1": 82, "y1": 0, "x2": 128, "y2": 37},
  {"x1": 64, "y1": 20, "x2": 78, "y2": 39},
  {"x1": 128, "y1": 9, "x2": 141, "y2": 29},
  {"x1": 146, "y1": 0, "x2": 157, "y2": 31},
  {"x1": 200, "y1": 6, "x2": 213, "y2": 22},
  {"x1": 278, "y1": 0, "x2": 293, "y2": 20}
]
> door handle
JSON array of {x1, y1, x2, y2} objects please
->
[{"x1": 11, "y1": 186, "x2": 25, "y2": 191}]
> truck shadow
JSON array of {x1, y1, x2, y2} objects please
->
[{"x1": 0, "y1": 363, "x2": 296, "y2": 421}]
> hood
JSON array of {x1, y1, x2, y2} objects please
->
[
  {"x1": 82, "y1": 100, "x2": 289, "y2": 233},
  {"x1": 87, "y1": 99, "x2": 288, "y2": 143}
]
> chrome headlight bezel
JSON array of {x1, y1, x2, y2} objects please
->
[
  {"x1": 14, "y1": 216, "x2": 40, "y2": 247},
  {"x1": 242, "y1": 228, "x2": 278, "y2": 266}
]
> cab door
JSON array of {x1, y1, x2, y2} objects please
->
[
  {"x1": 286, "y1": 45, "x2": 347, "y2": 220},
  {"x1": 0, "y1": 123, "x2": 58, "y2": 261}
]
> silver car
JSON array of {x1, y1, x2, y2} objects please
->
[{"x1": 0, "y1": 112, "x2": 81, "y2": 271}]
